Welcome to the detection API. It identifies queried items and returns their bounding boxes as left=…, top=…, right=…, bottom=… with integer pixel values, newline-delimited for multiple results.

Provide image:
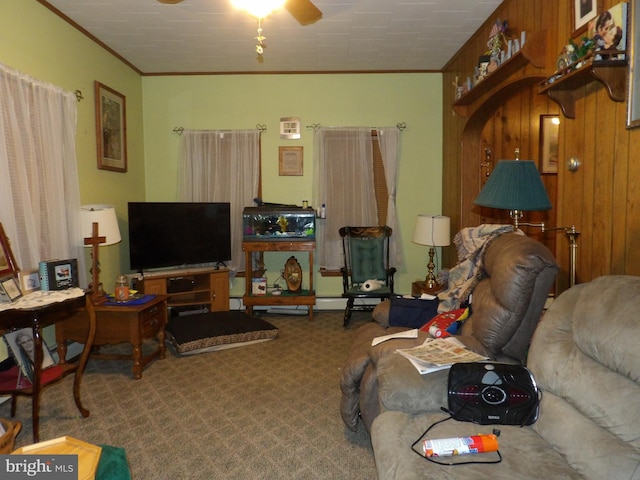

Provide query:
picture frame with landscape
left=95, top=81, right=127, bottom=173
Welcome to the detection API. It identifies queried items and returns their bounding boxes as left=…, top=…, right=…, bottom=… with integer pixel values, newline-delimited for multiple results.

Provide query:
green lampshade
left=474, top=160, right=551, bottom=211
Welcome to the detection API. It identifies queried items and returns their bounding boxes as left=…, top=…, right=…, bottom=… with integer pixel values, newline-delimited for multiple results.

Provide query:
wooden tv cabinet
left=136, top=267, right=229, bottom=314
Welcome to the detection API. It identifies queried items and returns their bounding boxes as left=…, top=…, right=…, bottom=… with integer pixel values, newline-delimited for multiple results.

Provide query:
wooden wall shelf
left=453, top=29, right=547, bottom=117
left=539, top=60, right=627, bottom=118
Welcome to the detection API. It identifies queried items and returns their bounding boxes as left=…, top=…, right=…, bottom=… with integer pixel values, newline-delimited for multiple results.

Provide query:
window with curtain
left=0, top=62, right=85, bottom=282
left=313, top=127, right=402, bottom=272
left=177, top=129, right=261, bottom=272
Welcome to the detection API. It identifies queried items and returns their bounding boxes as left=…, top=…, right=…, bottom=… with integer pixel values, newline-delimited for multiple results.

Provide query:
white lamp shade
left=412, top=215, right=451, bottom=247
left=80, top=204, right=121, bottom=246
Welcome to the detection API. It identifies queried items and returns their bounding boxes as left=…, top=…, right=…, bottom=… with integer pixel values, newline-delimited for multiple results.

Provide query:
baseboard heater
left=266, top=306, right=309, bottom=315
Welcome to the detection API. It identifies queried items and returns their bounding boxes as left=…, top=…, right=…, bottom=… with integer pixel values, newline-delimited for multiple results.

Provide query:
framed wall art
left=95, top=81, right=127, bottom=172
left=573, top=0, right=602, bottom=36
left=539, top=115, right=560, bottom=174
left=279, top=146, right=304, bottom=176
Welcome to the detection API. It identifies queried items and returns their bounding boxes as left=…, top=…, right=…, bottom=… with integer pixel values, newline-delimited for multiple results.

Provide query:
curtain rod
left=305, top=122, right=406, bottom=132
left=172, top=124, right=267, bottom=135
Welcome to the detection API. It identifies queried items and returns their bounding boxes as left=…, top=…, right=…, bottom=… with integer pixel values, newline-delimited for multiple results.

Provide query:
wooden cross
left=84, top=222, right=107, bottom=303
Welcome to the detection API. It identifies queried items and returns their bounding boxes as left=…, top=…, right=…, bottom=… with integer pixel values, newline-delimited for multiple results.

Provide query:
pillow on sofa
left=419, top=308, right=468, bottom=337
left=388, top=296, right=439, bottom=329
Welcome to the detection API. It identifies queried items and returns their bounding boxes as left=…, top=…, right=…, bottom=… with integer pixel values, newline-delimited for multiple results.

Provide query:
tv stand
left=136, top=267, right=229, bottom=314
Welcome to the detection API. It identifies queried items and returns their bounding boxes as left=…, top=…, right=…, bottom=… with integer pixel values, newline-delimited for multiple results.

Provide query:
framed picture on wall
left=573, top=0, right=602, bottom=36
left=539, top=115, right=560, bottom=174
left=279, top=146, right=304, bottom=176
left=95, top=81, right=128, bottom=173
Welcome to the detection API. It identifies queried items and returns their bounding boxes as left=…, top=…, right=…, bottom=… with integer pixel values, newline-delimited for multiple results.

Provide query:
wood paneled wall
left=442, top=0, right=640, bottom=293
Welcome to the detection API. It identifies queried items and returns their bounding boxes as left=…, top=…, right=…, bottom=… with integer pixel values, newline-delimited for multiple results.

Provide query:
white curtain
left=0, top=63, right=84, bottom=282
left=313, top=127, right=378, bottom=270
left=177, top=129, right=260, bottom=271
left=376, top=127, right=402, bottom=266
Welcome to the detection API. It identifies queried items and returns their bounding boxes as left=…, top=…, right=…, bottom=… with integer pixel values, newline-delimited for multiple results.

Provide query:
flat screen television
left=128, top=202, right=231, bottom=272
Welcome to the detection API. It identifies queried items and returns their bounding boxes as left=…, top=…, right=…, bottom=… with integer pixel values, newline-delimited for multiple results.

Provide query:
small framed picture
left=278, top=146, right=304, bottom=176
left=573, top=0, right=602, bottom=37
left=3, top=328, right=56, bottom=383
left=539, top=115, right=560, bottom=174
left=0, top=274, right=23, bottom=302
left=19, top=269, right=41, bottom=294
left=95, top=81, right=127, bottom=173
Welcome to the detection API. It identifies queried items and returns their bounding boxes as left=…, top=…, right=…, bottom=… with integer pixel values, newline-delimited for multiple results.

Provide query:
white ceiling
left=41, top=0, right=502, bottom=74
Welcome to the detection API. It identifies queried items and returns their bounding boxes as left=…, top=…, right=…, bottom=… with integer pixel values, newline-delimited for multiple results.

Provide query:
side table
left=0, top=291, right=96, bottom=442
left=56, top=295, right=167, bottom=380
left=411, top=280, right=445, bottom=297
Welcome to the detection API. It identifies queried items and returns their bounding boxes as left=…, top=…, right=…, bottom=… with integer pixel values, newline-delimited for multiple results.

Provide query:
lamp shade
left=80, top=204, right=121, bottom=246
left=412, top=215, right=451, bottom=247
left=474, top=160, right=551, bottom=211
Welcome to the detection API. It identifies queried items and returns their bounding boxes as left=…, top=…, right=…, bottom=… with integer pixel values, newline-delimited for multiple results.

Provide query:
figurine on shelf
left=486, top=19, right=510, bottom=69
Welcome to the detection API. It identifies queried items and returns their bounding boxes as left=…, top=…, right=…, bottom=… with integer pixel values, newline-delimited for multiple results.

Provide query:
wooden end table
left=57, top=295, right=167, bottom=380
left=411, top=280, right=446, bottom=296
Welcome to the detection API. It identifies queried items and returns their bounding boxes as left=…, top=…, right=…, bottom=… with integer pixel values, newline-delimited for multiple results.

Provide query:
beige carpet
left=1, top=310, right=377, bottom=479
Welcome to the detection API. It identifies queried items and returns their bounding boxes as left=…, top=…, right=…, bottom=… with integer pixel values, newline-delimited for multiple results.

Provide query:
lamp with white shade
left=412, top=214, right=451, bottom=290
left=80, top=204, right=121, bottom=302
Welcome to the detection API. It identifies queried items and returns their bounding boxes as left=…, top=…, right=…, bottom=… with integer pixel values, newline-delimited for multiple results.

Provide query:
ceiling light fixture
left=231, top=0, right=286, bottom=19
left=231, top=0, right=286, bottom=59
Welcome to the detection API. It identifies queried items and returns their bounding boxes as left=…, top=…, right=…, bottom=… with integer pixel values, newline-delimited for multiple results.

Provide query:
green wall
left=1, top=1, right=444, bottom=308
left=142, top=73, right=443, bottom=297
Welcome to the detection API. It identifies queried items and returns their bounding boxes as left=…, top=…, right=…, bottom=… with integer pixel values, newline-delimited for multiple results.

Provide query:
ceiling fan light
left=231, top=0, right=286, bottom=18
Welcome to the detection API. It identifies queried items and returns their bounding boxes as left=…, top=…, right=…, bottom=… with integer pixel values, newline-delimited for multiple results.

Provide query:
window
left=314, top=127, right=401, bottom=273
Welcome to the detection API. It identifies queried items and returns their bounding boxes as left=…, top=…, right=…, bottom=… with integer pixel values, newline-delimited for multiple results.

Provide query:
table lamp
left=473, top=150, right=551, bottom=229
left=412, top=214, right=451, bottom=289
left=80, top=204, right=121, bottom=302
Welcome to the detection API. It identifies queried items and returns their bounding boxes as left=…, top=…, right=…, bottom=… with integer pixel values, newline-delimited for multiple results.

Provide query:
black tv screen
left=128, top=202, right=231, bottom=271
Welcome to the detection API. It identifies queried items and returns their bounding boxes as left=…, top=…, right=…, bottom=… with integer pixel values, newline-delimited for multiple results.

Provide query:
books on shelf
left=396, top=337, right=488, bottom=375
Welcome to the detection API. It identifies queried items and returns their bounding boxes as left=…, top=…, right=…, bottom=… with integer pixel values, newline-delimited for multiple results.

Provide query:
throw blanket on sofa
left=437, top=224, right=515, bottom=312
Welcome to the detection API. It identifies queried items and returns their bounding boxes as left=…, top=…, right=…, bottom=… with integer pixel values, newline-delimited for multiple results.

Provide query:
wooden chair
left=339, top=226, right=396, bottom=327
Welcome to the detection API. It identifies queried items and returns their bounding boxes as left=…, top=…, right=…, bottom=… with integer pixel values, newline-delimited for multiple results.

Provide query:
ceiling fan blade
left=285, top=0, right=322, bottom=26
left=157, top=0, right=184, bottom=4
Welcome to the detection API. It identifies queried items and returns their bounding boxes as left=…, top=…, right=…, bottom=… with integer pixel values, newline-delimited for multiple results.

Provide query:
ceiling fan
left=157, top=0, right=322, bottom=26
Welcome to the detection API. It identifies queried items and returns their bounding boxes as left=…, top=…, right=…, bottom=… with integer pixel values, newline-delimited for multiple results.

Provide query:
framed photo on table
left=19, top=269, right=40, bottom=294
left=0, top=275, right=22, bottom=302
left=95, top=81, right=127, bottom=172
left=0, top=223, right=19, bottom=278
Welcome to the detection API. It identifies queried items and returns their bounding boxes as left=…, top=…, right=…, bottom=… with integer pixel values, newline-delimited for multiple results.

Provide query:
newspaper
left=396, top=337, right=488, bottom=375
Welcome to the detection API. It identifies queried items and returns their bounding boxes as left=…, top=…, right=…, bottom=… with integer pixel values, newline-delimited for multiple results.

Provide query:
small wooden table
left=0, top=291, right=95, bottom=442
left=411, top=280, right=446, bottom=296
left=57, top=295, right=167, bottom=380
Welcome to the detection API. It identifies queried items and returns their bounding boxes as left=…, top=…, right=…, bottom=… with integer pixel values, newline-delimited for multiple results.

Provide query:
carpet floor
left=1, top=310, right=377, bottom=479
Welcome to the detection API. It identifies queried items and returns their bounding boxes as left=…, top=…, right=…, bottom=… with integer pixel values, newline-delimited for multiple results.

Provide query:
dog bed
left=166, top=311, right=278, bottom=355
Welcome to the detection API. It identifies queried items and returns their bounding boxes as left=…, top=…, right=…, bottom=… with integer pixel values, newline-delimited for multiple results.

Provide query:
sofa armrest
left=376, top=353, right=449, bottom=415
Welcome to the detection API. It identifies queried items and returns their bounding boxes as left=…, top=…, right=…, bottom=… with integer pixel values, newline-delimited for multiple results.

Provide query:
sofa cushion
left=388, top=296, right=439, bottom=328
left=371, top=410, right=583, bottom=480
left=527, top=275, right=640, bottom=480
left=463, top=232, right=558, bottom=362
